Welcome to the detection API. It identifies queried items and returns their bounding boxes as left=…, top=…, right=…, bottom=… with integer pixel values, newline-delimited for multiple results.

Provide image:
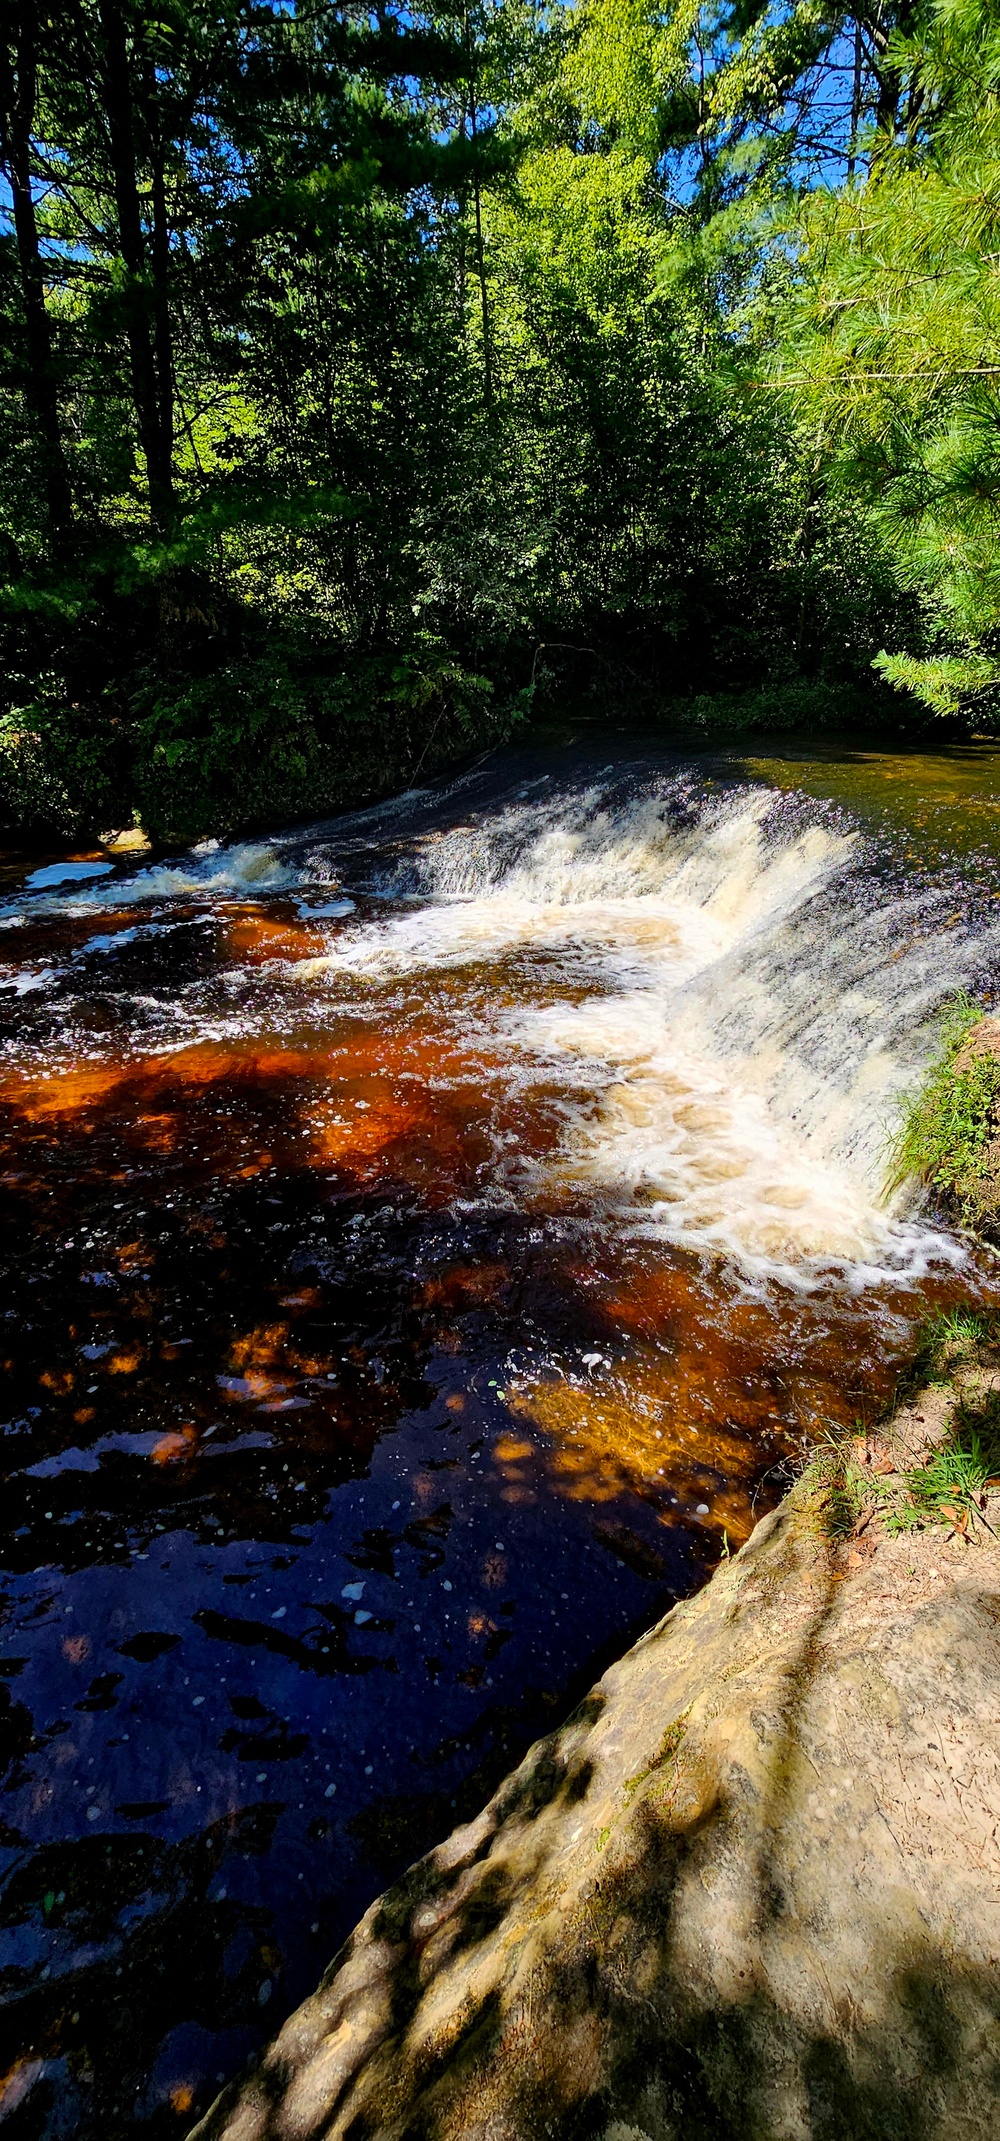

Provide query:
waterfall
left=292, top=774, right=987, bottom=1287
left=5, top=763, right=990, bottom=1290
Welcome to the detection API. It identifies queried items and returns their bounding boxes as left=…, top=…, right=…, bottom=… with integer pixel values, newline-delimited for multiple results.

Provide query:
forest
left=1, top=0, right=997, bottom=841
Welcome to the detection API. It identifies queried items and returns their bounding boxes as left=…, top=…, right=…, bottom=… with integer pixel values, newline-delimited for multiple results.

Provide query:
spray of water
left=301, top=779, right=986, bottom=1284
left=4, top=770, right=989, bottom=1287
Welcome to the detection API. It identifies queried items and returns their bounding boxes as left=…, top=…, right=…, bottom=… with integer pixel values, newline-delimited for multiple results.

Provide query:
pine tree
left=772, top=0, right=1000, bottom=716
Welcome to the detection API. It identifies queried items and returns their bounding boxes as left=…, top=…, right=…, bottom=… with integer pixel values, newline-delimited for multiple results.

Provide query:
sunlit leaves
left=766, top=0, right=1000, bottom=712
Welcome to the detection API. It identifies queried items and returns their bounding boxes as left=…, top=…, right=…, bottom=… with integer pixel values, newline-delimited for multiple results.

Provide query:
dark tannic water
left=2, top=733, right=1000, bottom=2136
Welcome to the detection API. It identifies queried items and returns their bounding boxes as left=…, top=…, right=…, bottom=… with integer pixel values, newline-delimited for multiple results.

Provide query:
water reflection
left=0, top=741, right=994, bottom=2136
left=739, top=736, right=1000, bottom=870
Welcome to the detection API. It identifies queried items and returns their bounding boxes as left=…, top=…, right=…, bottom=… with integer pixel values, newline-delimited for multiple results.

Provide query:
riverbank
left=192, top=1334, right=1000, bottom=2141
left=6, top=742, right=999, bottom=2136
left=0, top=681, right=938, bottom=851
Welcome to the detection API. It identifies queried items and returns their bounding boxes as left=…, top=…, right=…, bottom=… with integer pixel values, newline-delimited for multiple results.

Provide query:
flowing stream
left=1, top=734, right=999, bottom=2136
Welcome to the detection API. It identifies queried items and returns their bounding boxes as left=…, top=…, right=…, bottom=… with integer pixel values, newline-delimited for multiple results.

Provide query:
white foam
left=26, top=861, right=114, bottom=890
left=0, top=966, right=61, bottom=996
left=300, top=783, right=983, bottom=1285
left=7, top=841, right=294, bottom=919
left=511, top=988, right=960, bottom=1288
left=6, top=774, right=986, bottom=1289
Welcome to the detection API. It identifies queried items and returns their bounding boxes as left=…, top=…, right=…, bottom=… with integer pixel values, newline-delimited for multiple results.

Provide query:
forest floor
left=190, top=1345, right=1000, bottom=2141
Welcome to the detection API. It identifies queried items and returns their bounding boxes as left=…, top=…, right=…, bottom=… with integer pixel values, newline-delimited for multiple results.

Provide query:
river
left=1, top=732, right=998, bottom=2135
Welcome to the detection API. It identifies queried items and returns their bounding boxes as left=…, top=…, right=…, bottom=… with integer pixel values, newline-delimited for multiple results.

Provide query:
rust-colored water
left=0, top=740, right=996, bottom=2135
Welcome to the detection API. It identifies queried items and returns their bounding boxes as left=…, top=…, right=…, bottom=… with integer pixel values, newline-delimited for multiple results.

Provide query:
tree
left=771, top=0, right=1000, bottom=717
left=0, top=1, right=73, bottom=548
left=0, top=0, right=937, bottom=843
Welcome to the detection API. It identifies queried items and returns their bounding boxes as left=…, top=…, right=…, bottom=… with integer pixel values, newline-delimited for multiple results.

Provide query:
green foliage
left=809, top=1442, right=869, bottom=1542
left=806, top=1312, right=1000, bottom=1543
left=908, top=1306, right=992, bottom=1382
left=767, top=0, right=1000, bottom=719
left=867, top=1365, right=1000, bottom=1537
left=678, top=679, right=894, bottom=735
left=890, top=1409, right=1000, bottom=1533
left=891, top=992, right=1000, bottom=1225
left=0, top=687, right=126, bottom=839
left=874, top=649, right=1000, bottom=720
left=132, top=639, right=506, bottom=842
left=0, top=0, right=987, bottom=838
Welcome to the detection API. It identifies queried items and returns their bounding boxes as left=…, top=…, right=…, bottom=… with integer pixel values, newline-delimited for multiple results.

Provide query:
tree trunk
left=0, top=2, right=74, bottom=547
left=464, top=15, right=493, bottom=412
left=148, top=126, right=175, bottom=498
left=870, top=0, right=918, bottom=145
left=847, top=13, right=863, bottom=179
left=99, top=0, right=175, bottom=531
left=471, top=163, right=492, bottom=410
left=872, top=33, right=901, bottom=139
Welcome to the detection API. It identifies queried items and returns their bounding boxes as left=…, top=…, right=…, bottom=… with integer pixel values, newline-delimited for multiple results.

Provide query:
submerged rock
left=191, top=1474, right=1000, bottom=2141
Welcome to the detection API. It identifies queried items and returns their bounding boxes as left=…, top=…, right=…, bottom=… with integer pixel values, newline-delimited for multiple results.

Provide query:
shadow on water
left=0, top=1039, right=812, bottom=2136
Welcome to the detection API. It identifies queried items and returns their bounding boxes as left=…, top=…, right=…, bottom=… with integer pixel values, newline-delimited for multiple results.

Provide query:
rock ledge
left=192, top=1463, right=1000, bottom=2141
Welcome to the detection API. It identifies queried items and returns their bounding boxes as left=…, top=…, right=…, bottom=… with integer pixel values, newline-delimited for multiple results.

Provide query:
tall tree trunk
left=148, top=125, right=175, bottom=497
left=847, top=13, right=863, bottom=179
left=870, top=0, right=917, bottom=145
left=872, top=33, right=900, bottom=138
left=0, top=3, right=73, bottom=548
left=464, top=14, right=493, bottom=412
left=471, top=163, right=492, bottom=410
left=99, top=0, right=174, bottom=531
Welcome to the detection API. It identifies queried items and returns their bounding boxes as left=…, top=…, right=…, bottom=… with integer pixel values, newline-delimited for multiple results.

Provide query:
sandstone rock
left=191, top=1487, right=1000, bottom=2141
left=952, top=1015, right=1000, bottom=1070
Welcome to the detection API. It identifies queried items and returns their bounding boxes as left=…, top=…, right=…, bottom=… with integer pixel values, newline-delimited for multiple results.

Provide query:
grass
left=904, top=1307, right=991, bottom=1388
left=891, top=992, right=1000, bottom=1228
left=807, top=1310, right=1000, bottom=1545
left=808, top=1415, right=1000, bottom=1546
left=804, top=1437, right=868, bottom=1542
left=883, top=1414, right=1000, bottom=1538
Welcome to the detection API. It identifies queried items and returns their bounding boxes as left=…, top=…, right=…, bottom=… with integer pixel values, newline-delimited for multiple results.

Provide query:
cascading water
left=0, top=739, right=995, bottom=2138
left=298, top=772, right=980, bottom=1280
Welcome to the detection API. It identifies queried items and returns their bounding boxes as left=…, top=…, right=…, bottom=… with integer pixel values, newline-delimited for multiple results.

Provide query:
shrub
left=131, top=639, right=511, bottom=842
left=0, top=687, right=127, bottom=840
